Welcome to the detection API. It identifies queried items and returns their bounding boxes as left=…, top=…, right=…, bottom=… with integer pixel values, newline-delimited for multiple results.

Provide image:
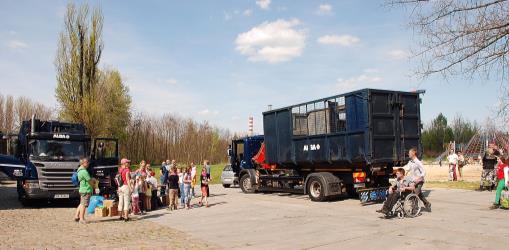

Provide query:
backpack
left=71, top=168, right=83, bottom=187
left=114, top=170, right=124, bottom=187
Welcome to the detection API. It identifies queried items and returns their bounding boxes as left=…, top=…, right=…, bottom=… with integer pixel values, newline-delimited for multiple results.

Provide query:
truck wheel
left=17, top=186, right=32, bottom=207
left=307, top=177, right=325, bottom=202
left=240, top=174, right=255, bottom=193
left=222, top=184, right=231, bottom=188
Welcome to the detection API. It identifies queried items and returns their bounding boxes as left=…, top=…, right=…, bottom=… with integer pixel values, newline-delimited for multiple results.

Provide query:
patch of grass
left=130, top=164, right=226, bottom=185
left=426, top=181, right=479, bottom=190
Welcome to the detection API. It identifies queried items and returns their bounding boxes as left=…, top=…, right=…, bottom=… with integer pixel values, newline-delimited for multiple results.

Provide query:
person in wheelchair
left=377, top=168, right=415, bottom=215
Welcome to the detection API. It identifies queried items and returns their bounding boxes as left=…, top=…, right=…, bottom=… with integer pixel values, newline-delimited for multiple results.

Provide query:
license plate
left=354, top=183, right=366, bottom=188
left=54, top=194, right=69, bottom=199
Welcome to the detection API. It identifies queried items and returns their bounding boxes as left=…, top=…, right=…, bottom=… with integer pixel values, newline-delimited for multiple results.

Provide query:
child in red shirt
left=491, top=157, right=509, bottom=209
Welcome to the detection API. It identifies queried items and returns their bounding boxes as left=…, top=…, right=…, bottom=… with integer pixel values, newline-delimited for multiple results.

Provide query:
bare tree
left=0, top=94, right=4, bottom=132
left=121, top=112, right=231, bottom=165
left=388, top=0, right=509, bottom=80
left=4, top=96, right=14, bottom=133
left=14, top=96, right=53, bottom=128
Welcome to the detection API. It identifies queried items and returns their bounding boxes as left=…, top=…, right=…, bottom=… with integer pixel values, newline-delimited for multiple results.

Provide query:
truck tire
left=307, top=176, right=326, bottom=202
left=17, top=183, right=32, bottom=207
left=222, top=184, right=231, bottom=188
left=240, top=174, right=255, bottom=193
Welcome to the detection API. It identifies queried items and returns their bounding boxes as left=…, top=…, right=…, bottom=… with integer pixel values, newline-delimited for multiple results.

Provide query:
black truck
left=228, top=88, right=423, bottom=202
left=0, top=116, right=119, bottom=205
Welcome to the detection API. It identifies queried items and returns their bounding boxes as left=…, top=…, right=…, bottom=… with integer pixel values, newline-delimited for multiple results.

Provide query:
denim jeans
left=179, top=183, right=185, bottom=206
left=184, top=184, right=191, bottom=206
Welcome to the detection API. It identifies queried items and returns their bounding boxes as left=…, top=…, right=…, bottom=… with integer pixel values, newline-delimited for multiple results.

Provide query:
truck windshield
left=29, top=140, right=85, bottom=161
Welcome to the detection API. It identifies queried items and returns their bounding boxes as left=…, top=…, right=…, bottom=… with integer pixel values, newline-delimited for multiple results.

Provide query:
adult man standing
left=404, top=148, right=431, bottom=211
left=447, top=150, right=458, bottom=181
left=74, top=157, right=94, bottom=224
left=118, top=158, right=132, bottom=222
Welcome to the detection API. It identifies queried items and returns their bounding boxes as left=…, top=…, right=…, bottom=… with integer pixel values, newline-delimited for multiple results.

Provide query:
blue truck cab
left=0, top=117, right=119, bottom=205
left=228, top=135, right=264, bottom=174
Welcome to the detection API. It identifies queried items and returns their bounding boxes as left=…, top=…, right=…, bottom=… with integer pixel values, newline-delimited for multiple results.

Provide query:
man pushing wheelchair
left=377, top=148, right=432, bottom=218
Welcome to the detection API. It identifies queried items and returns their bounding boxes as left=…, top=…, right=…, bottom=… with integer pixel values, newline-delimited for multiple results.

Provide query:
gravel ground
left=0, top=181, right=219, bottom=250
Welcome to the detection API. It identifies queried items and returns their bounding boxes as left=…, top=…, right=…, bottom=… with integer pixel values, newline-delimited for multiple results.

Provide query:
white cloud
left=316, top=4, right=333, bottom=15
left=6, top=40, right=28, bottom=49
left=256, top=0, right=271, bottom=10
left=235, top=19, right=307, bottom=63
left=317, top=35, right=360, bottom=46
left=387, top=49, right=410, bottom=60
left=336, top=74, right=383, bottom=90
left=243, top=9, right=252, bottom=16
left=198, top=109, right=219, bottom=116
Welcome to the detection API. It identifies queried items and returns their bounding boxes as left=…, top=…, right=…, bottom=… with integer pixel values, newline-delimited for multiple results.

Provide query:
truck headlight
left=24, top=182, right=39, bottom=189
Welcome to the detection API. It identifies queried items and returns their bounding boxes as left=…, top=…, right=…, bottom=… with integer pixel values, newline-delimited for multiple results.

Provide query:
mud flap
left=0, top=154, right=26, bottom=179
left=358, top=187, right=389, bottom=203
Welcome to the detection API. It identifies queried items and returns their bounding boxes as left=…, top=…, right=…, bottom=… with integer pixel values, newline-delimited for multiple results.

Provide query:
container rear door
left=370, top=90, right=421, bottom=163
left=370, top=91, right=398, bottom=162
left=398, top=93, right=421, bottom=159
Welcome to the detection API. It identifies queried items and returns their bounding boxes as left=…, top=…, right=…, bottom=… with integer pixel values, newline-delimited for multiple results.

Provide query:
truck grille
left=34, top=162, right=78, bottom=191
left=39, top=168, right=76, bottom=190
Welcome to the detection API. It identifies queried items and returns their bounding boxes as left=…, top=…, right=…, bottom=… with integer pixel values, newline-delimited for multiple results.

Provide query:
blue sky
left=0, top=0, right=503, bottom=134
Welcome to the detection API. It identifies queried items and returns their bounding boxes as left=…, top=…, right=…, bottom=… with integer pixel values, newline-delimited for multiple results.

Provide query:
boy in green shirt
left=74, top=157, right=95, bottom=224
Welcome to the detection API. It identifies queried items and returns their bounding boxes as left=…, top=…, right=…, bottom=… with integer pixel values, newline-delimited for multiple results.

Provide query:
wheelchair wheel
left=403, top=193, right=421, bottom=218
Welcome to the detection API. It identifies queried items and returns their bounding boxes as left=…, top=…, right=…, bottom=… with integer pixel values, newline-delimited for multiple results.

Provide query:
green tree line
left=422, top=113, right=479, bottom=157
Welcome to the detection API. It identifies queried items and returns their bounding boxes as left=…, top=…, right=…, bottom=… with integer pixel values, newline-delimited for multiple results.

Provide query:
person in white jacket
left=404, top=148, right=431, bottom=211
left=447, top=150, right=459, bottom=181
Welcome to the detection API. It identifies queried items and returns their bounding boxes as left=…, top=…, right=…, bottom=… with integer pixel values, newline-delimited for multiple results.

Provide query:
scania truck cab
left=0, top=117, right=119, bottom=205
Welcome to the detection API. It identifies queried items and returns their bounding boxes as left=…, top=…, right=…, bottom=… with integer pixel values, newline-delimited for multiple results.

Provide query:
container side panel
left=276, top=110, right=293, bottom=164
left=263, top=113, right=278, bottom=163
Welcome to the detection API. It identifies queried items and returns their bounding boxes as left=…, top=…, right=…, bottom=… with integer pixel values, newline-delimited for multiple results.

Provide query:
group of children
left=125, top=160, right=212, bottom=216
left=129, top=161, right=158, bottom=215
left=159, top=160, right=211, bottom=210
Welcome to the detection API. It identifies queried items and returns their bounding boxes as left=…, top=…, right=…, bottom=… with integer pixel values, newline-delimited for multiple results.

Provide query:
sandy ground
left=0, top=181, right=219, bottom=250
left=424, top=163, right=482, bottom=182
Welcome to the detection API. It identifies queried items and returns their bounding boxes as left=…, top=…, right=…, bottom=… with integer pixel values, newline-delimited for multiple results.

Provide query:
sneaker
left=489, top=204, right=499, bottom=210
left=124, top=218, right=130, bottom=222
left=119, top=216, right=124, bottom=221
left=425, top=203, right=432, bottom=212
left=74, top=217, right=80, bottom=222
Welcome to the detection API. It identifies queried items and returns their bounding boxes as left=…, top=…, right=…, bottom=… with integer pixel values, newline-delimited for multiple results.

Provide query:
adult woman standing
left=183, top=166, right=193, bottom=209
left=178, top=167, right=185, bottom=209
left=199, top=168, right=210, bottom=207
left=191, top=163, right=197, bottom=198
left=118, top=158, right=132, bottom=222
